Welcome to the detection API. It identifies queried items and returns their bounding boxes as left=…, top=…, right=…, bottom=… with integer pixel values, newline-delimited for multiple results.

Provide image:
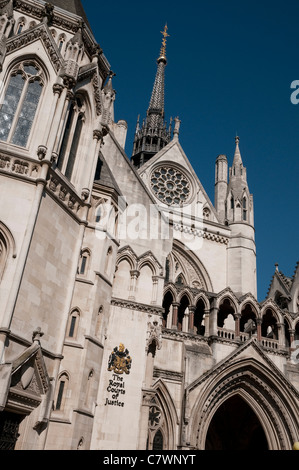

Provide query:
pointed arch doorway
left=205, top=395, right=268, bottom=450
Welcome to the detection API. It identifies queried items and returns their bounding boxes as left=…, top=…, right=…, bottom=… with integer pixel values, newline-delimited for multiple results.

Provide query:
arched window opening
left=240, top=304, right=257, bottom=334
left=95, top=305, right=103, bottom=337
left=58, top=34, right=66, bottom=52
left=84, top=370, right=94, bottom=408
left=217, top=298, right=235, bottom=328
left=105, top=246, right=113, bottom=276
left=153, top=429, right=164, bottom=451
left=16, top=18, right=26, bottom=35
left=67, top=309, right=80, bottom=339
left=176, top=274, right=185, bottom=286
left=57, top=96, right=85, bottom=181
left=162, top=291, right=173, bottom=328
left=0, top=62, right=44, bottom=148
left=55, top=373, right=69, bottom=411
left=78, top=249, right=90, bottom=276
left=231, top=197, right=234, bottom=209
left=95, top=205, right=102, bottom=223
left=194, top=299, right=205, bottom=335
left=178, top=295, right=189, bottom=332
left=261, top=309, right=277, bottom=339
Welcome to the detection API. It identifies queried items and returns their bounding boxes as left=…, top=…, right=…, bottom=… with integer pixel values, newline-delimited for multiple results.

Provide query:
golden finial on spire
left=159, top=24, right=170, bottom=61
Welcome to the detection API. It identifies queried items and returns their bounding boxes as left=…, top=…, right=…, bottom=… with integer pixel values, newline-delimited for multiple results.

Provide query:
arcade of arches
left=162, top=290, right=299, bottom=350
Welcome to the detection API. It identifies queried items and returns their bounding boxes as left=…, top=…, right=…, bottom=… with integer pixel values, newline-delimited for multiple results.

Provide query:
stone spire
left=226, top=136, right=252, bottom=225
left=131, top=25, right=172, bottom=168
left=232, top=136, right=245, bottom=178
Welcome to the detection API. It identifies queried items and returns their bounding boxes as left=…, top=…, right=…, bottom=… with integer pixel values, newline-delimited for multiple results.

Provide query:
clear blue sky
left=83, top=0, right=299, bottom=301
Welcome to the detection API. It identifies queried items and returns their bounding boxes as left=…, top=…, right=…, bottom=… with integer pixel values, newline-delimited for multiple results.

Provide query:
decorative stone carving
left=146, top=321, right=162, bottom=351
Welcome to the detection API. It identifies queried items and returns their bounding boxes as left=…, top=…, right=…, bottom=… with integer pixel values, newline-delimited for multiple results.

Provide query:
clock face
left=150, top=166, right=192, bottom=206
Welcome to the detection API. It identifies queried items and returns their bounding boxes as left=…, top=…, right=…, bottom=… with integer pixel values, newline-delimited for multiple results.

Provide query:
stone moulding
left=0, top=152, right=40, bottom=179
left=46, top=168, right=86, bottom=219
left=6, top=22, right=62, bottom=73
left=173, top=223, right=229, bottom=245
left=111, top=297, right=164, bottom=316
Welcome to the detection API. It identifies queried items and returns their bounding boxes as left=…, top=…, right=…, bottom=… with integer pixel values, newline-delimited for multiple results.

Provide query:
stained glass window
left=0, top=63, right=44, bottom=148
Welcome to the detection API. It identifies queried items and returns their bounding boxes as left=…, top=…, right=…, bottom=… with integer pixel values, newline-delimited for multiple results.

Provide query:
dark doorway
left=205, top=395, right=268, bottom=450
left=0, top=411, right=24, bottom=450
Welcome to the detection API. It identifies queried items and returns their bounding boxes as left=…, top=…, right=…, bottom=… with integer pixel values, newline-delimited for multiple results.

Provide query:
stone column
left=189, top=306, right=195, bottom=334
left=172, top=303, right=179, bottom=330
left=129, top=270, right=139, bottom=300
left=204, top=309, right=210, bottom=337
left=277, top=322, right=285, bottom=347
left=235, top=313, right=241, bottom=340
left=151, top=276, right=158, bottom=305
left=257, top=318, right=262, bottom=342
left=289, top=329, right=295, bottom=351
left=209, top=300, right=219, bottom=337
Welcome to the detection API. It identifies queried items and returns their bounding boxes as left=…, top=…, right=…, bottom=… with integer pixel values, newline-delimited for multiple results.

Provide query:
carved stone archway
left=184, top=342, right=299, bottom=451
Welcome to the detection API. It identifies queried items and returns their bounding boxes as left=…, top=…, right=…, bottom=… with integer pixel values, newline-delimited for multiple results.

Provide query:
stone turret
left=226, top=137, right=257, bottom=296
left=215, top=154, right=228, bottom=224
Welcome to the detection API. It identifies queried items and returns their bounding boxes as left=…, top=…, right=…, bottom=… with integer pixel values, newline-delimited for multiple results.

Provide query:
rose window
left=150, top=166, right=191, bottom=206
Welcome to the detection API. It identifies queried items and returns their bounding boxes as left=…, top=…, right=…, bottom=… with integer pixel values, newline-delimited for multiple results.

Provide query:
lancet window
left=57, top=96, right=85, bottom=181
left=0, top=62, right=44, bottom=148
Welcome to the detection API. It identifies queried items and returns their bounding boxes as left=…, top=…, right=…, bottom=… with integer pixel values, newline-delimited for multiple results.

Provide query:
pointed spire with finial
left=131, top=25, right=172, bottom=168
left=231, top=136, right=246, bottom=179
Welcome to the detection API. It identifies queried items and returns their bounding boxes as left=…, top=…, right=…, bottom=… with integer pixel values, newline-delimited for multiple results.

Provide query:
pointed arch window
left=67, top=309, right=80, bottom=339
left=16, top=18, right=26, bottom=35
left=78, top=248, right=90, bottom=276
left=0, top=62, right=44, bottom=148
left=153, top=429, right=164, bottom=450
left=58, top=34, right=66, bottom=52
left=57, top=96, right=85, bottom=181
left=55, top=373, right=70, bottom=411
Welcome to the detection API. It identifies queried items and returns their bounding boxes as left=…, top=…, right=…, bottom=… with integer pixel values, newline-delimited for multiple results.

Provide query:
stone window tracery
left=150, top=166, right=191, bottom=206
left=0, top=61, right=44, bottom=148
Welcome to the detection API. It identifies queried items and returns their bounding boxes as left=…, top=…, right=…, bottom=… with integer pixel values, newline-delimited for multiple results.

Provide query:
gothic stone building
left=0, top=0, right=298, bottom=451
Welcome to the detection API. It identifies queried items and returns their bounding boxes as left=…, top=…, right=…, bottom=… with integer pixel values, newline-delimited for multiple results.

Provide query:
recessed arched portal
left=205, top=395, right=268, bottom=450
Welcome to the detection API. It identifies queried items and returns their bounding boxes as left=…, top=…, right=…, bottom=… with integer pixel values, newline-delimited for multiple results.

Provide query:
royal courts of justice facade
left=0, top=0, right=298, bottom=451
